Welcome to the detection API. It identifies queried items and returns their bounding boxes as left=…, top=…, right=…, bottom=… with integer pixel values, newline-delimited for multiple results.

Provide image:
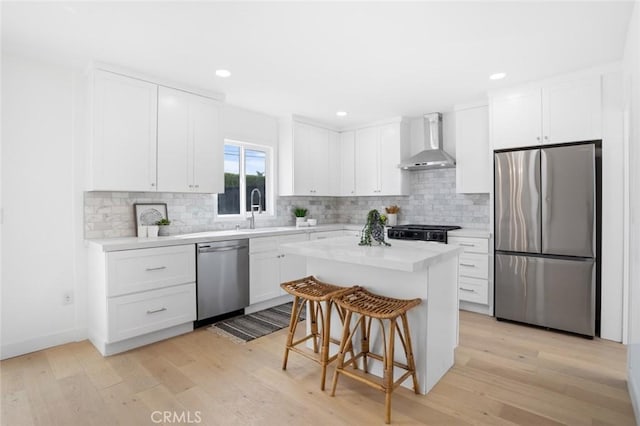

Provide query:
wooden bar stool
left=280, top=276, right=356, bottom=390
left=330, top=287, right=421, bottom=424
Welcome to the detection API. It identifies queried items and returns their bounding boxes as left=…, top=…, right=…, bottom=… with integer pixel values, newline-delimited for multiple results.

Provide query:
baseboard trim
left=90, top=322, right=193, bottom=356
left=244, top=294, right=293, bottom=314
left=459, top=301, right=492, bottom=316
left=629, top=365, right=640, bottom=425
left=1, top=327, right=87, bottom=360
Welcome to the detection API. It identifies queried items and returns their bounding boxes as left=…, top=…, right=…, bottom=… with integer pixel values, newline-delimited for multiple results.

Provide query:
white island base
left=281, top=237, right=462, bottom=395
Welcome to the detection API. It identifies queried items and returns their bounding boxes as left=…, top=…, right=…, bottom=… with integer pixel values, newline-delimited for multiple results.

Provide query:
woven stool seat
left=331, top=287, right=422, bottom=424
left=280, top=276, right=350, bottom=301
left=333, top=287, right=421, bottom=320
left=280, top=276, right=356, bottom=390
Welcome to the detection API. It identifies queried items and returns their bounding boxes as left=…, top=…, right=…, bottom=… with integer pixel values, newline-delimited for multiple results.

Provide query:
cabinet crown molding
left=487, top=61, right=622, bottom=99
left=90, top=61, right=226, bottom=102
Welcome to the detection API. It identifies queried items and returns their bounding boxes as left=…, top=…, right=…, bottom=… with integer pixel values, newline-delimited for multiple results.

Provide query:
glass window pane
left=218, top=145, right=241, bottom=215
left=245, top=149, right=266, bottom=212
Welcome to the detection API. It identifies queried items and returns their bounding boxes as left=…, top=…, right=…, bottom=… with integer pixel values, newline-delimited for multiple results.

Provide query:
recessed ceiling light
left=489, top=72, right=506, bottom=80
left=336, top=111, right=348, bottom=117
left=215, top=69, right=231, bottom=78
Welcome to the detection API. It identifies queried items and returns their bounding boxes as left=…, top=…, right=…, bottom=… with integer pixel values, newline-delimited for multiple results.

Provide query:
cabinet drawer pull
left=145, top=266, right=167, bottom=271
left=459, top=243, right=475, bottom=247
left=460, top=288, right=476, bottom=293
left=460, top=263, right=476, bottom=267
left=146, top=307, right=167, bottom=314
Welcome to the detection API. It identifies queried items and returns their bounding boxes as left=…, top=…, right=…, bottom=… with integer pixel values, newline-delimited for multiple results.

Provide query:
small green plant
left=293, top=207, right=308, bottom=218
left=156, top=218, right=171, bottom=226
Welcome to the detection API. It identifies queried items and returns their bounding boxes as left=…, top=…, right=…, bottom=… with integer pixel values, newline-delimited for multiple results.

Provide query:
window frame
left=215, top=139, right=274, bottom=221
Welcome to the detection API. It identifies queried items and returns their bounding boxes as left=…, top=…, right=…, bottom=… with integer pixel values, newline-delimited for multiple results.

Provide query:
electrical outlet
left=63, top=291, right=74, bottom=305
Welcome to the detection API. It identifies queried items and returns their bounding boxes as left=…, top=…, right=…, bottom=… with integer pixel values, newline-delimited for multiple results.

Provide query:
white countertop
left=88, top=224, right=362, bottom=252
left=448, top=228, right=491, bottom=239
left=280, top=236, right=463, bottom=272
left=86, top=224, right=487, bottom=253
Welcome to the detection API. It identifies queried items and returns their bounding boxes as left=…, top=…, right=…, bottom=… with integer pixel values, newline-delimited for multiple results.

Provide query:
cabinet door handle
left=281, top=254, right=286, bottom=258
left=145, top=266, right=167, bottom=271
left=536, top=136, right=541, bottom=141
left=459, top=243, right=475, bottom=247
left=147, top=307, right=167, bottom=314
left=460, top=288, right=476, bottom=293
left=544, top=136, right=549, bottom=140
left=460, top=263, right=476, bottom=268
left=151, top=183, right=156, bottom=187
left=195, top=184, right=199, bottom=188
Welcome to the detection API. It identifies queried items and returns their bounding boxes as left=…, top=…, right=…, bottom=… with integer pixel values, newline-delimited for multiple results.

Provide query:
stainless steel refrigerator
left=494, top=142, right=600, bottom=337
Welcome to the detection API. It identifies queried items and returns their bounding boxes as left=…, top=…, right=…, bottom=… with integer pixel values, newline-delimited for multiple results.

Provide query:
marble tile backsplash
left=84, top=169, right=489, bottom=239
left=335, top=169, right=490, bottom=228
left=84, top=192, right=338, bottom=239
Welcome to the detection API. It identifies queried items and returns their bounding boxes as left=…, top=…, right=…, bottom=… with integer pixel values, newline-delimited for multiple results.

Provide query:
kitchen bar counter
left=280, top=237, right=462, bottom=395
left=280, top=237, right=462, bottom=272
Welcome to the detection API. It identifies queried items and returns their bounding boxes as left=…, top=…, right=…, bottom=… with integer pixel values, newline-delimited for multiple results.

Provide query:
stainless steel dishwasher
left=196, top=239, right=249, bottom=326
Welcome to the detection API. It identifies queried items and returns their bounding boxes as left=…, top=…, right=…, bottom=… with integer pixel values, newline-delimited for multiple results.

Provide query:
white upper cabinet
left=355, top=121, right=409, bottom=196
left=490, top=75, right=602, bottom=150
left=157, top=87, right=223, bottom=193
left=328, top=130, right=341, bottom=196
left=378, top=123, right=405, bottom=195
left=279, top=120, right=334, bottom=196
left=542, top=76, right=602, bottom=144
left=340, top=131, right=356, bottom=196
left=90, top=70, right=158, bottom=191
left=354, top=126, right=379, bottom=195
left=455, top=104, right=490, bottom=194
left=490, top=88, right=542, bottom=150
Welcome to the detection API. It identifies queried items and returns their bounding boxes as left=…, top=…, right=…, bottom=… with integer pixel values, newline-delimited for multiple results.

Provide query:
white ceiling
left=2, top=1, right=634, bottom=128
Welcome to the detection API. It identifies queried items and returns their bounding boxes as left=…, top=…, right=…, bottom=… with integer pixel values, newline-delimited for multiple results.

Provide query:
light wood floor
left=1, top=311, right=636, bottom=425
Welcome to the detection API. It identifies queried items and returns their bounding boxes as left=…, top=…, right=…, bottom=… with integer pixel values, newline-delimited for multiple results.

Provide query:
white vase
left=296, top=217, right=306, bottom=227
left=147, top=225, right=159, bottom=238
left=387, top=213, right=398, bottom=226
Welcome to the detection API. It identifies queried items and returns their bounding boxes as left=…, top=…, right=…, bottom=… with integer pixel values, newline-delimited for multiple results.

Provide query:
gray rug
left=209, top=302, right=305, bottom=343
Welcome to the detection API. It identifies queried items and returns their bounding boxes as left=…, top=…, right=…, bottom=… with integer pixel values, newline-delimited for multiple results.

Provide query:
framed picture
left=134, top=203, right=168, bottom=232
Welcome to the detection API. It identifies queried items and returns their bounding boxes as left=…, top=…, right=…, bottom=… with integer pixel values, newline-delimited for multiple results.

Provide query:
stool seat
left=333, top=288, right=421, bottom=320
left=281, top=276, right=350, bottom=301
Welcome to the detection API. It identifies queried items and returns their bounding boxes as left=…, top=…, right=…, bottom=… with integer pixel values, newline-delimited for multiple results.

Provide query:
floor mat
left=209, top=302, right=305, bottom=343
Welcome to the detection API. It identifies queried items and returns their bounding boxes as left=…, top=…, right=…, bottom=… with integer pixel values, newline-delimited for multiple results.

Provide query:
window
left=217, top=141, right=271, bottom=217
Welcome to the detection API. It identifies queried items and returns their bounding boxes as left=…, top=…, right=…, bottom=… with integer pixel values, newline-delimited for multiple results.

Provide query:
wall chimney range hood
left=399, top=112, right=455, bottom=170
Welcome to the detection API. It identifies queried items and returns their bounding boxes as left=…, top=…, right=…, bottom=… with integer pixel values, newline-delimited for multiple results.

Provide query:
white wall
left=624, top=0, right=640, bottom=421
left=1, top=54, right=86, bottom=358
left=601, top=70, right=625, bottom=341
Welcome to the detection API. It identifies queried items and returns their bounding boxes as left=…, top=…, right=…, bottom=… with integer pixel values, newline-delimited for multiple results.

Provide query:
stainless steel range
left=387, top=224, right=461, bottom=243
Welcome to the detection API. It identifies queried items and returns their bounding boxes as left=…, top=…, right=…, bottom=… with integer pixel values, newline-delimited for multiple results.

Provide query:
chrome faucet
left=249, top=188, right=262, bottom=229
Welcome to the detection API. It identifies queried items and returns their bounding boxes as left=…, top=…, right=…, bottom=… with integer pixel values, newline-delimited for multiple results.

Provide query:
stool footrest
left=361, top=352, right=412, bottom=372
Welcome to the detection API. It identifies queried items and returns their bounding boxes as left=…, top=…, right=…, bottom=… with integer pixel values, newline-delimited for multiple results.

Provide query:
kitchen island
left=280, top=236, right=463, bottom=395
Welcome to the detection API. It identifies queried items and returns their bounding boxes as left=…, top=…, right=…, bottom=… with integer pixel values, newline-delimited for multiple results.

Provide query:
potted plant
left=156, top=218, right=171, bottom=236
left=293, top=207, right=308, bottom=227
left=385, top=205, right=400, bottom=226
left=360, top=210, right=390, bottom=246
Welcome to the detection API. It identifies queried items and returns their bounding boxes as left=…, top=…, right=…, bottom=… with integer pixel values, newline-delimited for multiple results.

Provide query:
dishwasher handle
left=198, top=244, right=248, bottom=254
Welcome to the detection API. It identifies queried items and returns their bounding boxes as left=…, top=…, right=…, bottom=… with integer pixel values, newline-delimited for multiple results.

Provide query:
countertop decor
left=360, top=209, right=390, bottom=246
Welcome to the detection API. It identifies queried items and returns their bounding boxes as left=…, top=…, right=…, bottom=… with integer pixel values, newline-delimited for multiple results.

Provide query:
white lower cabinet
left=249, top=234, right=308, bottom=304
left=448, top=236, right=490, bottom=307
left=88, top=244, right=196, bottom=355
left=107, top=283, right=196, bottom=342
